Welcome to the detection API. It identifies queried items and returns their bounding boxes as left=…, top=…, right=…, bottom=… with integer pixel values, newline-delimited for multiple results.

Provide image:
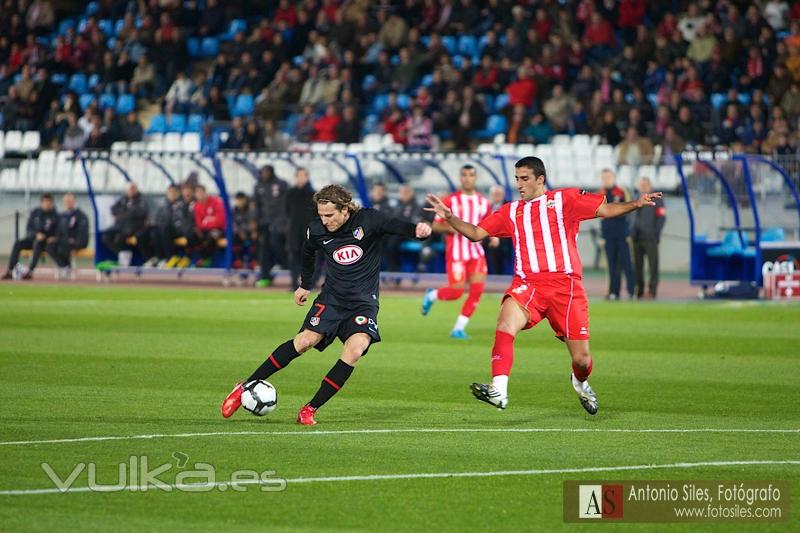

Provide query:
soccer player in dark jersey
left=222, top=185, right=432, bottom=425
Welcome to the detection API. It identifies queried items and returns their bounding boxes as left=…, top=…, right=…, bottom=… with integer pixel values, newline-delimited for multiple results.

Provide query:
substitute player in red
left=420, top=165, right=498, bottom=339
left=425, top=157, right=661, bottom=414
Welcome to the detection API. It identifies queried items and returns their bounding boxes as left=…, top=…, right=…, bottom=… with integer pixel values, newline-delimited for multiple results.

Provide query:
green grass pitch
left=0, top=284, right=798, bottom=531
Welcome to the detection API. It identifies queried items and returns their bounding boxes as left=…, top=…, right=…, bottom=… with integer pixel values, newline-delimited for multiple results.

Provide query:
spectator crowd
left=2, top=1, right=800, bottom=156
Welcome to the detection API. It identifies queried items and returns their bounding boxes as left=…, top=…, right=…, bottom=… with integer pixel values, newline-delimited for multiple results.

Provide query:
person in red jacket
left=506, top=66, right=537, bottom=108
left=583, top=12, right=616, bottom=62
left=193, top=184, right=227, bottom=266
left=313, top=104, right=341, bottom=143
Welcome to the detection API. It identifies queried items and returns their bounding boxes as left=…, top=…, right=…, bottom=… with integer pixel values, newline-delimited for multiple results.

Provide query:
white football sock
left=428, top=289, right=438, bottom=301
left=571, top=373, right=589, bottom=394
left=452, top=314, right=469, bottom=332
left=492, top=375, right=509, bottom=398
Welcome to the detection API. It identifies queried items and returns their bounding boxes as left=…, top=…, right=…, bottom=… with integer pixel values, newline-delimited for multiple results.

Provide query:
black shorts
left=300, top=298, right=381, bottom=353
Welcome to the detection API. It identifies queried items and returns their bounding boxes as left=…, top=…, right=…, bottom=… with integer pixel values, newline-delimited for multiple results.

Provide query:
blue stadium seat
left=166, top=114, right=187, bottom=132
left=114, top=18, right=125, bottom=36
left=458, top=35, right=478, bottom=57
left=79, top=93, right=96, bottom=110
left=98, top=19, right=113, bottom=36
left=77, top=18, right=89, bottom=33
left=88, top=73, right=100, bottom=89
left=474, top=114, right=507, bottom=139
left=707, top=231, right=746, bottom=257
left=361, top=74, right=377, bottom=92
left=711, top=93, right=726, bottom=110
left=737, top=93, right=751, bottom=106
left=452, top=55, right=464, bottom=69
left=99, top=93, right=116, bottom=110
left=372, top=93, right=390, bottom=113
left=58, top=19, right=75, bottom=36
left=115, top=94, right=135, bottom=114
left=220, top=19, right=247, bottom=41
left=147, top=114, right=167, bottom=134
left=107, top=37, right=117, bottom=50
left=362, top=113, right=379, bottom=134
left=186, top=114, right=204, bottom=132
left=441, top=36, right=457, bottom=55
left=397, top=94, right=411, bottom=110
left=761, top=227, right=785, bottom=242
left=85, top=1, right=99, bottom=15
left=233, top=94, right=254, bottom=117
left=282, top=113, right=300, bottom=134
left=493, top=93, right=509, bottom=113
left=187, top=37, right=201, bottom=58
left=293, top=55, right=305, bottom=67
left=69, top=74, right=88, bottom=94
left=201, top=37, right=219, bottom=57
left=421, top=74, right=433, bottom=87
left=51, top=73, right=67, bottom=85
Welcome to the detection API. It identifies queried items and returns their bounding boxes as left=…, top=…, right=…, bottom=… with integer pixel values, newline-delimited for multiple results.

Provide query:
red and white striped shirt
left=437, top=191, right=491, bottom=262
left=478, top=188, right=606, bottom=279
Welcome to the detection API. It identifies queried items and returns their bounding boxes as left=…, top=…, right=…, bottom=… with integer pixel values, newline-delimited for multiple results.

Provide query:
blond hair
left=313, top=184, right=360, bottom=213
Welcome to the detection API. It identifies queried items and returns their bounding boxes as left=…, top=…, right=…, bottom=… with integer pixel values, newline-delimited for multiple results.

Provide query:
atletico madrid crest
left=353, top=226, right=364, bottom=240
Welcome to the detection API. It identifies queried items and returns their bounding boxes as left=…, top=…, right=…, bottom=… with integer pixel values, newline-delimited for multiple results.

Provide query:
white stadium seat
left=21, top=131, right=41, bottom=152
left=515, top=143, right=535, bottom=156
left=616, top=165, right=636, bottom=189
left=594, top=145, right=615, bottom=170
left=163, top=132, right=182, bottom=152
left=181, top=133, right=201, bottom=152
left=3, top=130, right=23, bottom=153
left=0, top=168, right=19, bottom=190
left=551, top=134, right=571, bottom=146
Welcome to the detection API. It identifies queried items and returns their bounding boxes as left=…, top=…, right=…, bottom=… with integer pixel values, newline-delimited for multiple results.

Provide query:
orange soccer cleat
left=296, top=404, right=317, bottom=426
left=221, top=383, right=244, bottom=418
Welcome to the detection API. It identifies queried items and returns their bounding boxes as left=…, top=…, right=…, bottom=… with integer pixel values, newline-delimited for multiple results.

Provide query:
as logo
left=511, top=283, right=528, bottom=294
left=578, top=485, right=623, bottom=519
left=310, top=317, right=320, bottom=326
left=354, top=316, right=368, bottom=325
left=353, top=226, right=364, bottom=240
left=333, top=245, right=363, bottom=265
left=546, top=199, right=556, bottom=209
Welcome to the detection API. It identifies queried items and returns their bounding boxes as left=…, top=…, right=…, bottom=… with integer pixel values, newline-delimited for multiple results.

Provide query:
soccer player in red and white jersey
left=420, top=165, right=498, bottom=339
left=425, top=157, right=661, bottom=414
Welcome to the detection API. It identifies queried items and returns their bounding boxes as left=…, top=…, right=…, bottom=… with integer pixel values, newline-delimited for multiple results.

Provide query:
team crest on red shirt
left=546, top=199, right=556, bottom=209
left=353, top=226, right=364, bottom=240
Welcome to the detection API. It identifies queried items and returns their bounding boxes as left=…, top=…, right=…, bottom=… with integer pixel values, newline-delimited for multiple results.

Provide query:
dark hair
left=314, top=184, right=359, bottom=213
left=515, top=156, right=546, bottom=179
left=460, top=164, right=476, bottom=172
left=41, top=193, right=54, bottom=201
left=235, top=192, right=248, bottom=199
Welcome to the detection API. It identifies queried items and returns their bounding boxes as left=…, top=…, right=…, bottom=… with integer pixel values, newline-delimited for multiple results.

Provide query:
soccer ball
left=241, top=380, right=277, bottom=416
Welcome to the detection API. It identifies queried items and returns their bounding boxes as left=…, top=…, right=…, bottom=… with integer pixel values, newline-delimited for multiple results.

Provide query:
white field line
left=1, top=460, right=798, bottom=496
left=0, top=428, right=798, bottom=447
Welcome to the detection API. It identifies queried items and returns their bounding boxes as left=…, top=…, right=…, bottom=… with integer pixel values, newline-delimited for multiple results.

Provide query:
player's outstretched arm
left=595, top=192, right=663, bottom=219
left=425, top=194, right=490, bottom=242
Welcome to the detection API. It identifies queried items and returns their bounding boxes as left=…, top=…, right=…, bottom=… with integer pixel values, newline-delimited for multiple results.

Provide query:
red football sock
left=572, top=357, right=593, bottom=382
left=491, top=330, right=515, bottom=377
left=436, top=286, right=464, bottom=300
left=460, top=281, right=484, bottom=318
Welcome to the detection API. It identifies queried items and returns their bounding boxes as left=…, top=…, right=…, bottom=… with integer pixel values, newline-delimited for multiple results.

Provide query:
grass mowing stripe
left=2, top=427, right=798, bottom=446
left=2, top=460, right=798, bottom=496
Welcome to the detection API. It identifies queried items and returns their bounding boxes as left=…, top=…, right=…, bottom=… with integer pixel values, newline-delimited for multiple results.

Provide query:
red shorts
left=446, top=256, right=487, bottom=285
left=503, top=276, right=590, bottom=340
